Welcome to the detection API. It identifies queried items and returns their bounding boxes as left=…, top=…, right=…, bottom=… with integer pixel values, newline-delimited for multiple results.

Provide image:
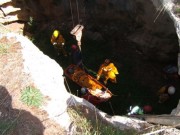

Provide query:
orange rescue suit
left=97, top=62, right=119, bottom=84
left=72, top=70, right=102, bottom=90
left=50, top=34, right=67, bottom=56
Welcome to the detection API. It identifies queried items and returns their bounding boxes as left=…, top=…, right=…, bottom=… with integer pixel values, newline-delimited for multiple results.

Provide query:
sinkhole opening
left=20, top=0, right=180, bottom=116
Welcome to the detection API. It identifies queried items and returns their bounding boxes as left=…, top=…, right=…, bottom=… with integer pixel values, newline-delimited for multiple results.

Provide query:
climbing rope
left=75, top=0, right=80, bottom=24
left=154, top=5, right=165, bottom=22
left=82, top=63, right=98, bottom=77
left=109, top=101, right=115, bottom=115
left=64, top=76, right=73, bottom=94
left=69, top=0, right=81, bottom=25
left=69, top=0, right=75, bottom=27
left=64, top=76, right=80, bottom=106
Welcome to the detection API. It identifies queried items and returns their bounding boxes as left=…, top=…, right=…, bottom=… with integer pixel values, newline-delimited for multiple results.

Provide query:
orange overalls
left=97, top=62, right=119, bottom=84
left=157, top=85, right=169, bottom=103
left=51, top=34, right=67, bottom=56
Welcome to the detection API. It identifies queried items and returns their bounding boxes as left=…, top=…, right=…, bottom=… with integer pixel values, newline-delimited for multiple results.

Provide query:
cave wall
left=152, top=0, right=180, bottom=75
left=127, top=0, right=179, bottom=63
left=0, top=0, right=179, bottom=65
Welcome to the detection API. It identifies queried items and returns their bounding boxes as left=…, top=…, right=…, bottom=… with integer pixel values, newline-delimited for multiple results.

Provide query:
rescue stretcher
left=64, top=64, right=113, bottom=105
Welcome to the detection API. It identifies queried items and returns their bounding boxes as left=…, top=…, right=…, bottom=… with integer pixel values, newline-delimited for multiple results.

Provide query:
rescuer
left=51, top=30, right=67, bottom=56
left=97, top=59, right=119, bottom=84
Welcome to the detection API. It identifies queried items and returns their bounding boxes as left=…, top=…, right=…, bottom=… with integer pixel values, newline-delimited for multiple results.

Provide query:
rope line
left=75, top=0, right=80, bottom=24
left=81, top=63, right=97, bottom=76
left=64, top=76, right=79, bottom=106
left=64, top=76, right=73, bottom=94
left=69, top=0, right=75, bottom=27
left=109, top=101, right=115, bottom=115
left=154, top=6, right=165, bottom=22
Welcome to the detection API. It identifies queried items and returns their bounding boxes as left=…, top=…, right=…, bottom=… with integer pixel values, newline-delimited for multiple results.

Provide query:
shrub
left=67, top=107, right=136, bottom=135
left=174, top=7, right=180, bottom=13
left=21, top=86, right=43, bottom=107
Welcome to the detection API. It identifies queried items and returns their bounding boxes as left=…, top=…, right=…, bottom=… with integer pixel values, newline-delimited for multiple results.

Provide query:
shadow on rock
left=0, top=85, right=45, bottom=135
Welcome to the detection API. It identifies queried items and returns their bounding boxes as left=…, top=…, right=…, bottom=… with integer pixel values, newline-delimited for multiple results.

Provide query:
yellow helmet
left=53, top=30, right=60, bottom=38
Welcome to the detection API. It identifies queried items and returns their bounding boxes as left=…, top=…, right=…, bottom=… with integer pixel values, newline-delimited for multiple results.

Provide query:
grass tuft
left=20, top=86, right=44, bottom=107
left=67, top=106, right=137, bottom=135
left=175, top=7, right=180, bottom=13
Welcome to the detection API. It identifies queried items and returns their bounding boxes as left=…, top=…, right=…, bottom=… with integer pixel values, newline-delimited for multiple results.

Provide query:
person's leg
left=103, top=76, right=109, bottom=84
left=110, top=78, right=117, bottom=83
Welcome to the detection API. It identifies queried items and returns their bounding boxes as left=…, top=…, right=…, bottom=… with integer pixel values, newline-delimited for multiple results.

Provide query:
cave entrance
left=20, top=0, right=180, bottom=116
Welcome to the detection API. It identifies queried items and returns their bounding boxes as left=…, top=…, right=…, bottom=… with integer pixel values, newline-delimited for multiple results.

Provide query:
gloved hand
left=62, top=43, right=65, bottom=46
left=97, top=75, right=100, bottom=80
left=53, top=42, right=57, bottom=45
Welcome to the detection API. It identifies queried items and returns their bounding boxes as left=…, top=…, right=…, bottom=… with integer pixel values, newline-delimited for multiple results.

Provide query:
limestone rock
left=171, top=100, right=180, bottom=116
left=1, top=6, right=21, bottom=15
left=0, top=0, right=11, bottom=5
left=0, top=10, right=4, bottom=18
left=0, top=15, right=18, bottom=23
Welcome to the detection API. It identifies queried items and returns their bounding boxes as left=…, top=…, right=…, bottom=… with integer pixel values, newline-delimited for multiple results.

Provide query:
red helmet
left=71, top=44, right=78, bottom=50
left=143, top=105, right=152, bottom=113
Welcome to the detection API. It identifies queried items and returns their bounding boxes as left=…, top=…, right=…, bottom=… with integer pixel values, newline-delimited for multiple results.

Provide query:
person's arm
left=97, top=65, right=103, bottom=80
left=50, top=36, right=54, bottom=44
left=114, top=67, right=119, bottom=74
left=59, top=35, right=65, bottom=45
left=111, top=63, right=119, bottom=74
left=51, top=36, right=58, bottom=45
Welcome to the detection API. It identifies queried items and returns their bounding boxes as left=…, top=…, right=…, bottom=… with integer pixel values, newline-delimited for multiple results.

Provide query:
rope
left=109, top=101, right=115, bottom=115
left=82, top=63, right=97, bottom=76
left=82, top=0, right=86, bottom=21
left=77, top=89, right=79, bottom=96
left=75, top=0, right=80, bottom=24
left=69, top=0, right=80, bottom=25
left=64, top=76, right=79, bottom=107
left=69, top=0, right=75, bottom=27
left=64, top=76, right=73, bottom=94
left=154, top=5, right=165, bottom=22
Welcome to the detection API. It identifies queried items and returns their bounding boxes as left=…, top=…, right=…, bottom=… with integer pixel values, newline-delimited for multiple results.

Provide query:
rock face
left=127, top=0, right=179, bottom=63
left=0, top=0, right=179, bottom=66
left=3, top=32, right=179, bottom=134
left=2, top=32, right=153, bottom=133
left=171, top=100, right=180, bottom=116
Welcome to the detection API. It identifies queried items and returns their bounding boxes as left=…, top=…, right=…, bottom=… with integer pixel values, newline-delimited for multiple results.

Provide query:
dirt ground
left=0, top=25, right=66, bottom=135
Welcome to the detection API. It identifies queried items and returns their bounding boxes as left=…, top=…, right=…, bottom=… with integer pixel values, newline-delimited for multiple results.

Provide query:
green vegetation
left=175, top=7, right=180, bottom=13
left=27, top=16, right=37, bottom=42
left=0, top=43, right=11, bottom=54
left=67, top=106, right=137, bottom=135
left=27, top=16, right=34, bottom=26
left=20, top=86, right=44, bottom=107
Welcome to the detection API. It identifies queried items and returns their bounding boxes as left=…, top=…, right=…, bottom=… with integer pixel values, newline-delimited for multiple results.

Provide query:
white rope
left=69, top=0, right=75, bottom=27
left=64, top=76, right=73, bottom=94
left=64, top=76, right=78, bottom=106
left=109, top=101, right=115, bottom=115
left=75, top=0, right=80, bottom=24
left=154, top=6, right=165, bottom=22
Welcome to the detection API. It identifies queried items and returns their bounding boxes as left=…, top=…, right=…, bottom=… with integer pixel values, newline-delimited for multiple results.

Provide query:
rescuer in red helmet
left=143, top=105, right=152, bottom=113
left=70, top=44, right=82, bottom=66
